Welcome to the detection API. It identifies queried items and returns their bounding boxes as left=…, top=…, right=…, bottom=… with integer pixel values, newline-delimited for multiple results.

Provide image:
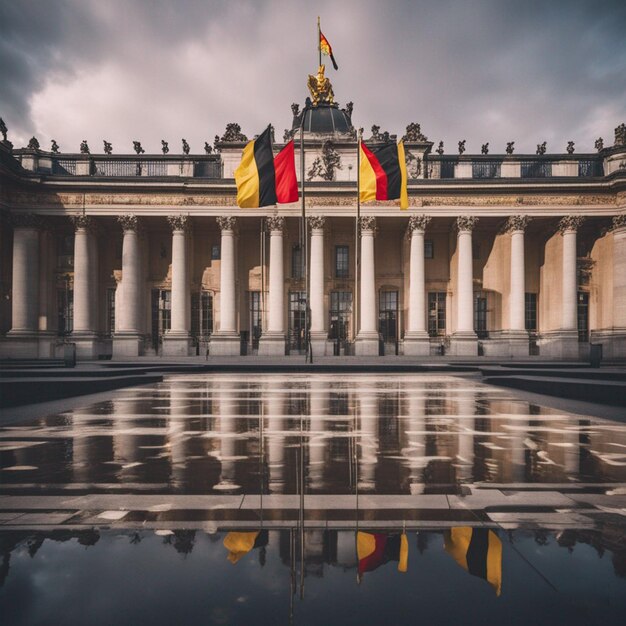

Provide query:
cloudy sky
left=1, top=0, right=625, bottom=155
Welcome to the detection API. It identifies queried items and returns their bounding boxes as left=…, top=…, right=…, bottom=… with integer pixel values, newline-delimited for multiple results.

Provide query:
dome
left=292, top=103, right=354, bottom=137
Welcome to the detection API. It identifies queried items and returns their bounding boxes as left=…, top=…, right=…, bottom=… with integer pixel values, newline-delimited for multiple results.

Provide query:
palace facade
left=0, top=95, right=625, bottom=361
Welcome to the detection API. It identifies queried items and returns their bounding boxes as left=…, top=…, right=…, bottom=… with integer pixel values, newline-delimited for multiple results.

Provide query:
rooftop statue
left=403, top=122, right=428, bottom=143
left=103, top=140, right=113, bottom=155
left=204, top=142, right=212, bottom=154
left=458, top=140, right=466, bottom=155
left=537, top=141, right=547, bottom=155
left=567, top=141, right=575, bottom=154
left=219, top=123, right=248, bottom=143
left=481, top=143, right=489, bottom=154
left=0, top=117, right=7, bottom=141
left=182, top=138, right=190, bottom=155
left=161, top=140, right=169, bottom=154
left=80, top=140, right=90, bottom=154
left=595, top=137, right=604, bottom=152
left=133, top=141, right=145, bottom=154
left=51, top=139, right=59, bottom=153
left=307, top=65, right=334, bottom=106
left=614, top=123, right=626, bottom=146
left=436, top=141, right=444, bottom=155
left=506, top=141, right=515, bottom=155
left=27, top=136, right=40, bottom=150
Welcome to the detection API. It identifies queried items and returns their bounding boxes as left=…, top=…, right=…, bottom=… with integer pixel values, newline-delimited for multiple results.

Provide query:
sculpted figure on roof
left=307, top=65, right=334, bottom=106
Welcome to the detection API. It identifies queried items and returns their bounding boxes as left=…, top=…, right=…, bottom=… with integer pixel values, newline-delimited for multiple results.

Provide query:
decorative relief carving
left=216, top=216, right=237, bottom=232
left=558, top=215, right=585, bottom=233
left=359, top=216, right=376, bottom=232
left=71, top=214, right=93, bottom=231
left=406, top=151, right=422, bottom=179
left=10, top=212, right=44, bottom=229
left=167, top=215, right=189, bottom=232
left=307, top=140, right=342, bottom=181
left=117, top=214, right=138, bottom=232
left=266, top=215, right=285, bottom=232
left=504, top=215, right=531, bottom=232
left=307, top=215, right=325, bottom=230
left=407, top=214, right=431, bottom=233
left=611, top=215, right=626, bottom=230
left=456, top=216, right=478, bottom=232
left=403, top=122, right=428, bottom=142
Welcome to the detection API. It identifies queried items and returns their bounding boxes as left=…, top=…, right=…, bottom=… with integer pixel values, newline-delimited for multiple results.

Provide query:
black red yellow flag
left=320, top=31, right=338, bottom=70
left=359, top=140, right=409, bottom=209
left=357, top=531, right=408, bottom=575
left=234, top=126, right=298, bottom=208
left=444, top=527, right=502, bottom=595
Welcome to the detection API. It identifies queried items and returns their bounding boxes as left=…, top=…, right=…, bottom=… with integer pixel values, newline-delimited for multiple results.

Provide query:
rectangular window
left=211, top=244, right=220, bottom=260
left=249, top=291, right=262, bottom=349
left=428, top=292, right=446, bottom=337
left=379, top=291, right=398, bottom=342
left=57, top=287, right=73, bottom=335
left=106, top=288, right=116, bottom=336
left=525, top=293, right=537, bottom=332
left=335, top=245, right=349, bottom=279
left=57, top=234, right=74, bottom=269
left=472, top=161, right=502, bottom=179
left=521, top=161, right=552, bottom=178
left=577, top=291, right=589, bottom=342
left=578, top=160, right=603, bottom=177
left=440, top=160, right=455, bottom=179
left=474, top=293, right=488, bottom=338
left=292, top=244, right=304, bottom=279
left=329, top=291, right=352, bottom=340
left=424, top=240, right=434, bottom=259
left=192, top=291, right=213, bottom=339
left=150, top=289, right=171, bottom=351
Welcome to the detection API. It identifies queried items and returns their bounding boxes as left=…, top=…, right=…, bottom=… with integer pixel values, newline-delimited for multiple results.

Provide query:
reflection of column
left=259, top=216, right=286, bottom=355
left=266, top=381, right=285, bottom=493
left=404, top=215, right=431, bottom=355
left=405, top=390, right=427, bottom=494
left=508, top=402, right=528, bottom=482
left=211, top=216, right=241, bottom=355
left=168, top=379, right=188, bottom=488
left=113, top=214, right=144, bottom=356
left=358, top=383, right=378, bottom=491
left=113, top=397, right=143, bottom=481
left=355, top=217, right=378, bottom=355
left=450, top=216, right=478, bottom=355
left=309, top=379, right=328, bottom=491
left=308, top=216, right=327, bottom=355
left=215, top=379, right=241, bottom=491
left=72, top=411, right=95, bottom=483
left=455, top=389, right=476, bottom=483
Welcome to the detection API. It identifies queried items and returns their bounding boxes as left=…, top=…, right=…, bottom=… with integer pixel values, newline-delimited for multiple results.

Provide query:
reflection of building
left=1, top=77, right=625, bottom=361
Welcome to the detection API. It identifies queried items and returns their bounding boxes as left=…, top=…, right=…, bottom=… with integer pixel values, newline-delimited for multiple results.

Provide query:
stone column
left=163, top=215, right=191, bottom=356
left=7, top=213, right=41, bottom=357
left=503, top=215, right=530, bottom=357
left=113, top=214, right=144, bottom=357
left=450, top=216, right=478, bottom=355
left=71, top=215, right=99, bottom=358
left=404, top=215, right=431, bottom=356
left=259, top=215, right=286, bottom=355
left=606, top=216, right=626, bottom=357
left=210, top=216, right=240, bottom=356
left=308, top=215, right=327, bottom=356
left=355, top=216, right=379, bottom=355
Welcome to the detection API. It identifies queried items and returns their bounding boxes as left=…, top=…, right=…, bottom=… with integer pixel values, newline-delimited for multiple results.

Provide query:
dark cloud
left=1, top=0, right=624, bottom=153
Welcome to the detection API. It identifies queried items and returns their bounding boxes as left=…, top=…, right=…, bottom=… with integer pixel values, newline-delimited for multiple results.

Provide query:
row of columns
left=5, top=211, right=612, bottom=358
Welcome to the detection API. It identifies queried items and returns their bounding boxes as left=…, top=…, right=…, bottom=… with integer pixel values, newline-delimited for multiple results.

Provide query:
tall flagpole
left=301, top=114, right=309, bottom=362
left=355, top=129, right=362, bottom=349
left=317, top=16, right=321, bottom=67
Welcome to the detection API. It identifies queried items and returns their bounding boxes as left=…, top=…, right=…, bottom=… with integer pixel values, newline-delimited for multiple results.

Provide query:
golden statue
left=307, top=65, right=334, bottom=106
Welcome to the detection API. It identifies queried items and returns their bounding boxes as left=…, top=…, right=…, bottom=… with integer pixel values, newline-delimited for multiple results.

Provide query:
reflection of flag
left=359, top=141, right=409, bottom=210
left=444, top=527, right=502, bottom=595
left=234, top=126, right=298, bottom=208
left=320, top=31, right=338, bottom=70
left=223, top=530, right=268, bottom=564
left=357, top=532, right=408, bottom=574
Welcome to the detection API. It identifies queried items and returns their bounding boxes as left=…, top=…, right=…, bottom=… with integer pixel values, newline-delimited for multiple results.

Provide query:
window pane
left=424, top=240, right=434, bottom=259
left=335, top=245, right=349, bottom=278
left=292, top=244, right=303, bottom=279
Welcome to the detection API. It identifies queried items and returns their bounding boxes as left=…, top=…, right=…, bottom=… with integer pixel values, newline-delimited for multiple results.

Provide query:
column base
left=258, top=333, right=286, bottom=356
left=355, top=332, right=380, bottom=356
left=449, top=331, right=478, bottom=356
left=403, top=331, right=431, bottom=356
left=482, top=331, right=529, bottom=358
left=2, top=331, right=40, bottom=358
left=112, top=333, right=144, bottom=358
left=209, top=333, right=241, bottom=356
left=538, top=330, right=581, bottom=360
left=162, top=332, right=192, bottom=357
left=71, top=332, right=101, bottom=359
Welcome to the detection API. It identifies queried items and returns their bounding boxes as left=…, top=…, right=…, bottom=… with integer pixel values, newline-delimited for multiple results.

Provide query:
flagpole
left=317, top=16, right=321, bottom=67
left=300, top=117, right=310, bottom=363
left=355, top=129, right=362, bottom=351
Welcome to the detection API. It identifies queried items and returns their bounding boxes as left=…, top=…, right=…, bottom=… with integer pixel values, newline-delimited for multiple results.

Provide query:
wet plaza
left=1, top=373, right=626, bottom=624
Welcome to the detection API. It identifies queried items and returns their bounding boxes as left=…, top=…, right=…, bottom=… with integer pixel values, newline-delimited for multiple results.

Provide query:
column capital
left=456, top=216, right=478, bottom=232
left=10, top=212, right=44, bottom=229
left=503, top=215, right=531, bottom=233
left=216, top=215, right=237, bottom=232
left=359, top=216, right=376, bottom=233
left=558, top=215, right=585, bottom=234
left=117, top=214, right=139, bottom=232
left=266, top=215, right=285, bottom=232
left=612, top=214, right=626, bottom=232
left=70, top=214, right=94, bottom=232
left=407, top=214, right=431, bottom=234
left=307, top=215, right=326, bottom=230
left=167, top=214, right=189, bottom=232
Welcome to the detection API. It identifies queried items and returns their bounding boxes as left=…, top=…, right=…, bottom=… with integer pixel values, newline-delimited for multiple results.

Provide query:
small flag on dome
left=320, top=31, right=338, bottom=70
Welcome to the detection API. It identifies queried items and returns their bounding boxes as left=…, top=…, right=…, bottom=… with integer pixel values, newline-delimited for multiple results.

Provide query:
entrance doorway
left=577, top=291, right=589, bottom=342
left=379, top=290, right=399, bottom=355
left=329, top=291, right=352, bottom=355
left=288, top=291, right=306, bottom=354
left=151, top=289, right=171, bottom=352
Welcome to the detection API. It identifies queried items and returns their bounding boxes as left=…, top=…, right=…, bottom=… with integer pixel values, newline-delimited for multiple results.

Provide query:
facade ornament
left=133, top=141, right=145, bottom=154
left=504, top=215, right=531, bottom=232
left=219, top=123, right=248, bottom=143
left=407, top=214, right=431, bottom=233
left=167, top=215, right=189, bottom=232
left=403, top=122, right=428, bottom=142
left=436, top=141, right=444, bottom=155
left=213, top=135, right=220, bottom=151
left=307, top=65, right=334, bottom=106
left=0, top=117, right=7, bottom=141
left=458, top=140, right=466, bottom=155
left=615, top=123, right=626, bottom=147
left=536, top=141, right=547, bottom=155
left=216, top=216, right=237, bottom=232
left=71, top=214, right=93, bottom=231
left=50, top=139, right=60, bottom=153
left=80, top=140, right=90, bottom=154
left=103, top=140, right=113, bottom=155
left=307, top=139, right=342, bottom=181
left=307, top=215, right=326, bottom=230
left=481, top=143, right=489, bottom=155
left=506, top=141, right=515, bottom=155
left=406, top=151, right=422, bottom=179
left=181, top=138, right=190, bottom=155
left=456, top=216, right=478, bottom=232
left=117, top=214, right=138, bottom=232
left=266, top=215, right=285, bottom=232
left=359, top=216, right=377, bottom=232
left=10, top=212, right=44, bottom=229
left=595, top=137, right=604, bottom=152
left=161, top=140, right=169, bottom=154
left=27, top=136, right=40, bottom=150
left=611, top=215, right=626, bottom=230
left=369, top=125, right=391, bottom=143
left=558, top=215, right=585, bottom=233
left=204, top=142, right=212, bottom=154
left=567, top=141, right=575, bottom=154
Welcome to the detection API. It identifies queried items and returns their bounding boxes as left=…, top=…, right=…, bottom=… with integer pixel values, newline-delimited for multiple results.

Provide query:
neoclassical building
left=0, top=90, right=625, bottom=360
